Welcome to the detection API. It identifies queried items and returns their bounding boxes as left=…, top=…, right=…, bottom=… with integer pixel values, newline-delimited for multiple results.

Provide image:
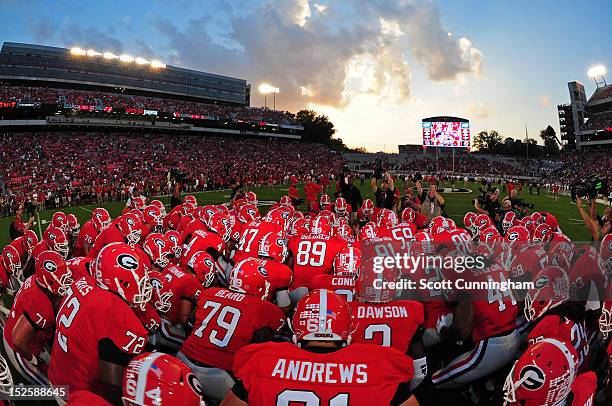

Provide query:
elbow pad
left=275, top=290, right=291, bottom=308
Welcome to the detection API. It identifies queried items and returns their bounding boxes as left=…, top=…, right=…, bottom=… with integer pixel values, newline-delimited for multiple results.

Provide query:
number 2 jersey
left=349, top=300, right=424, bottom=353
left=233, top=342, right=414, bottom=406
left=48, top=277, right=147, bottom=395
left=179, top=287, right=285, bottom=371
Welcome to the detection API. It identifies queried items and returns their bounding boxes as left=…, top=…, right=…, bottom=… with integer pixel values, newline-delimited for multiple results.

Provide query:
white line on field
left=79, top=207, right=93, bottom=213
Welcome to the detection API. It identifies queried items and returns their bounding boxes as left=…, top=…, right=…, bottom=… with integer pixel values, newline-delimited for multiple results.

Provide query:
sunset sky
left=1, top=0, right=610, bottom=151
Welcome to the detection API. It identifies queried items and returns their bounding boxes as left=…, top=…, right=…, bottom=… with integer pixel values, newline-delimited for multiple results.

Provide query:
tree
left=473, top=130, right=503, bottom=152
left=539, top=125, right=559, bottom=156
left=295, top=109, right=336, bottom=143
left=352, top=146, right=368, bottom=153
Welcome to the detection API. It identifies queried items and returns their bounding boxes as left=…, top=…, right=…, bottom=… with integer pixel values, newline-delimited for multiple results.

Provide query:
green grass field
left=0, top=180, right=605, bottom=246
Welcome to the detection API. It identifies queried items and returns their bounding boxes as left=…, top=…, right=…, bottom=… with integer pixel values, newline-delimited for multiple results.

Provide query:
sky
left=0, top=0, right=610, bottom=152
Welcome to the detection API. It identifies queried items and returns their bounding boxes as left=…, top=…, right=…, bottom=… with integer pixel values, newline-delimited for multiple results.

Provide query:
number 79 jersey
left=180, top=287, right=285, bottom=371
left=48, top=277, right=148, bottom=394
left=288, top=234, right=348, bottom=288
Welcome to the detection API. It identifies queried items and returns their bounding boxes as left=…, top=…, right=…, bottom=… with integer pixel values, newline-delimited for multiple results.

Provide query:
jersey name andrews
left=271, top=359, right=368, bottom=384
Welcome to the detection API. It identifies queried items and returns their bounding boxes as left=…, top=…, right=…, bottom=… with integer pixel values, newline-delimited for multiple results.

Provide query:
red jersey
left=349, top=300, right=423, bottom=353
left=569, top=245, right=605, bottom=294
left=182, top=230, right=225, bottom=262
left=49, top=277, right=147, bottom=395
left=0, top=263, right=9, bottom=291
left=232, top=221, right=283, bottom=264
left=288, top=233, right=348, bottom=288
left=74, top=220, right=98, bottom=256
left=233, top=342, right=413, bottom=406
left=156, top=265, right=202, bottom=325
left=570, top=372, right=596, bottom=406
left=508, top=245, right=548, bottom=280
left=406, top=254, right=451, bottom=329
left=356, top=207, right=373, bottom=224
left=132, top=302, right=161, bottom=333
left=163, top=209, right=182, bottom=230
left=3, top=275, right=55, bottom=357
left=376, top=223, right=416, bottom=251
left=414, top=212, right=428, bottom=229
left=9, top=236, right=28, bottom=263
left=247, top=258, right=292, bottom=291
left=180, top=287, right=284, bottom=371
left=446, top=264, right=517, bottom=342
left=66, top=257, right=95, bottom=280
left=309, top=274, right=356, bottom=302
left=88, top=225, right=126, bottom=258
left=528, top=315, right=589, bottom=371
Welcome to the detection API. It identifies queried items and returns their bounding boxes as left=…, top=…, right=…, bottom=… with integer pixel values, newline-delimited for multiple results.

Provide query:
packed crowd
left=0, top=132, right=343, bottom=216
left=0, top=85, right=298, bottom=125
left=583, top=112, right=612, bottom=131
left=349, top=149, right=611, bottom=186
left=0, top=184, right=611, bottom=405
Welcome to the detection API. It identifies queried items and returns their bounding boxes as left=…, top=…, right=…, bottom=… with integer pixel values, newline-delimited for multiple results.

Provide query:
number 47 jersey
left=49, top=277, right=148, bottom=395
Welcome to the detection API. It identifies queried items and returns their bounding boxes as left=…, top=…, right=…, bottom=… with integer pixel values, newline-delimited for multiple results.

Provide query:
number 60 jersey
left=49, top=277, right=147, bottom=395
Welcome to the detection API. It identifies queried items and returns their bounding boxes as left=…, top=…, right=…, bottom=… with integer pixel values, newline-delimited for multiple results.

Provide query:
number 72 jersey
left=48, top=277, right=148, bottom=394
left=288, top=234, right=348, bottom=288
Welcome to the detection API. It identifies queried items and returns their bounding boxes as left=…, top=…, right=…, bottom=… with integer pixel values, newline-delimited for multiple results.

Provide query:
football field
left=0, top=180, right=605, bottom=246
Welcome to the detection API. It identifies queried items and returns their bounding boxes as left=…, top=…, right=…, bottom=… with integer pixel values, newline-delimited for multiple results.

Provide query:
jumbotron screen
left=422, top=120, right=470, bottom=148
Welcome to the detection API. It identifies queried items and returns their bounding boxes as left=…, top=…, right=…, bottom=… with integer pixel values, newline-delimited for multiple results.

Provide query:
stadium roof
left=587, top=83, right=612, bottom=106
left=0, top=42, right=248, bottom=105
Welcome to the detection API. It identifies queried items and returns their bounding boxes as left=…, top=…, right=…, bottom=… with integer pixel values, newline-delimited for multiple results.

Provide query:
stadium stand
left=0, top=132, right=343, bottom=215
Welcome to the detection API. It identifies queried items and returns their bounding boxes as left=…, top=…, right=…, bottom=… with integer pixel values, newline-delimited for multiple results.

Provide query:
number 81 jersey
left=288, top=234, right=348, bottom=288
left=48, top=277, right=148, bottom=394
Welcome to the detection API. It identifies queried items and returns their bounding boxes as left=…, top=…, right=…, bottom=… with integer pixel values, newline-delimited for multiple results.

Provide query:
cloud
left=30, top=18, right=56, bottom=43
left=539, top=95, right=551, bottom=107
left=466, top=101, right=490, bottom=119
left=59, top=22, right=124, bottom=52
left=149, top=0, right=483, bottom=111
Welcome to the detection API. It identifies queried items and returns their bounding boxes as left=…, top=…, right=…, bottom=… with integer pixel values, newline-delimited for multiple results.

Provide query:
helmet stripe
left=135, top=352, right=164, bottom=404
left=318, top=289, right=328, bottom=333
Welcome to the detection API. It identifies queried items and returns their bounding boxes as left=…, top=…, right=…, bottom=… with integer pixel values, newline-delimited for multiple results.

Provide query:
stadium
left=0, top=6, right=610, bottom=405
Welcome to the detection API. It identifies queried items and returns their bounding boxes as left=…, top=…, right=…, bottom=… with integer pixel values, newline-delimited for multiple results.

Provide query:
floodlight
left=587, top=64, right=606, bottom=78
left=103, top=52, right=118, bottom=60
left=119, top=54, right=135, bottom=63
left=135, top=57, right=150, bottom=65
left=259, top=83, right=280, bottom=94
left=150, top=60, right=166, bottom=68
left=70, top=47, right=86, bottom=56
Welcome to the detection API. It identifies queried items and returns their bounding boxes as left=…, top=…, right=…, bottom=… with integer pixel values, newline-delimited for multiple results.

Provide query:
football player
left=121, top=352, right=205, bottom=405
left=48, top=243, right=150, bottom=403
left=3, top=251, right=72, bottom=385
left=74, top=207, right=111, bottom=256
left=503, top=338, right=596, bottom=406
left=88, top=213, right=143, bottom=257
left=221, top=289, right=416, bottom=406
left=178, top=258, right=285, bottom=401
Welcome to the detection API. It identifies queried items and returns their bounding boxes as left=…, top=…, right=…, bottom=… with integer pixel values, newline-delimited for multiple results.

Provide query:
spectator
left=419, top=184, right=445, bottom=221
left=288, top=184, right=303, bottom=207
left=9, top=204, right=33, bottom=240
left=304, top=178, right=322, bottom=212
left=371, top=172, right=395, bottom=209
left=475, top=188, right=501, bottom=219
left=339, top=175, right=363, bottom=216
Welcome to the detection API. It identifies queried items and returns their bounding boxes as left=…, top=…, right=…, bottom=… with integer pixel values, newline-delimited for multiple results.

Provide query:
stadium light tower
left=587, top=64, right=607, bottom=88
left=259, top=83, right=280, bottom=109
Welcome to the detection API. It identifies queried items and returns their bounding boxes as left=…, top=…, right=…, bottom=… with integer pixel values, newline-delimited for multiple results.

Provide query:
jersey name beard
left=271, top=359, right=368, bottom=384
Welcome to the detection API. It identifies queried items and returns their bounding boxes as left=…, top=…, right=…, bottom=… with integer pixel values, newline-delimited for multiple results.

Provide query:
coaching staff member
left=371, top=171, right=395, bottom=209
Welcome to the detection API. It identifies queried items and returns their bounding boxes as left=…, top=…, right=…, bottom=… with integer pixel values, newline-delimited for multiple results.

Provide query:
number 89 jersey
left=288, top=234, right=348, bottom=288
left=49, top=277, right=147, bottom=394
